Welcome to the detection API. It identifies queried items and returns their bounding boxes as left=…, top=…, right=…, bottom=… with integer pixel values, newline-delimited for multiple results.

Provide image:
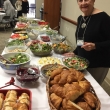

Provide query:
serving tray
left=0, top=77, right=32, bottom=110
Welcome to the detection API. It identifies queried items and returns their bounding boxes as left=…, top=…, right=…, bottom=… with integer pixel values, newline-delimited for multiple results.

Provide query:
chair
left=0, top=16, right=11, bottom=31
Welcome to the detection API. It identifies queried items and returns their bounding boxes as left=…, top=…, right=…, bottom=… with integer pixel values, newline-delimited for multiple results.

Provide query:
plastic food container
left=0, top=77, right=32, bottom=110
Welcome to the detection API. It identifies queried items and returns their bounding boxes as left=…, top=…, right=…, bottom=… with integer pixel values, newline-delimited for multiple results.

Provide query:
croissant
left=64, top=83, right=84, bottom=96
left=78, top=80, right=91, bottom=92
left=0, top=93, right=4, bottom=99
left=3, top=101, right=16, bottom=108
left=77, top=102, right=92, bottom=110
left=5, top=90, right=17, bottom=98
left=18, top=93, right=29, bottom=100
left=62, top=99, right=83, bottom=110
left=5, top=90, right=17, bottom=102
left=0, top=93, right=4, bottom=109
left=17, top=103, right=28, bottom=110
left=50, top=93, right=62, bottom=109
left=67, top=72, right=77, bottom=83
left=50, top=68, right=63, bottom=79
left=69, top=68, right=84, bottom=81
left=50, top=74, right=61, bottom=85
left=58, top=69, right=70, bottom=85
left=18, top=98, right=30, bottom=106
left=72, top=82, right=84, bottom=95
left=2, top=106, right=14, bottom=110
left=84, top=92, right=98, bottom=108
left=65, top=89, right=81, bottom=101
left=50, top=84, right=65, bottom=98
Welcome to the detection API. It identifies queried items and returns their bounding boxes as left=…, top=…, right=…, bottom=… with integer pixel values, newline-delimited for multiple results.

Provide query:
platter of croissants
left=0, top=90, right=31, bottom=110
left=46, top=66, right=101, bottom=110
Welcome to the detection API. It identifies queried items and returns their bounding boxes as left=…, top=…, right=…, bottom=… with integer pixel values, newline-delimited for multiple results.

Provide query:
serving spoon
left=0, top=55, right=12, bottom=64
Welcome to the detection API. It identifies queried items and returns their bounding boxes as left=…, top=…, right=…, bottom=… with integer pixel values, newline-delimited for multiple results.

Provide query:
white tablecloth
left=0, top=12, right=5, bottom=22
left=1, top=36, right=110, bottom=110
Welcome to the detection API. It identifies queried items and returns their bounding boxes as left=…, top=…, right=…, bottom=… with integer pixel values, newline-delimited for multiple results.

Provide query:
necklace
left=77, top=15, right=92, bottom=41
left=81, top=16, right=89, bottom=28
left=81, top=8, right=94, bottom=29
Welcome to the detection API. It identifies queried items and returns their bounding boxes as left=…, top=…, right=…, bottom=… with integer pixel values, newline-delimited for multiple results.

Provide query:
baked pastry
left=78, top=81, right=91, bottom=92
left=69, top=68, right=84, bottom=81
left=5, top=90, right=17, bottom=102
left=18, top=98, right=30, bottom=106
left=0, top=93, right=4, bottom=99
left=64, top=82, right=84, bottom=100
left=58, top=69, right=70, bottom=85
left=48, top=68, right=100, bottom=110
left=3, top=101, right=16, bottom=108
left=18, top=93, right=30, bottom=106
left=17, top=103, right=28, bottom=110
left=18, top=93, right=29, bottom=100
left=2, top=106, right=14, bottom=110
left=84, top=92, right=98, bottom=108
left=77, top=102, right=92, bottom=110
left=62, top=99, right=83, bottom=110
left=50, top=74, right=61, bottom=85
left=50, top=84, right=65, bottom=98
left=50, top=68, right=63, bottom=79
left=0, top=93, right=4, bottom=109
left=50, top=93, right=62, bottom=109
left=67, top=72, right=77, bottom=83
left=5, top=90, right=17, bottom=98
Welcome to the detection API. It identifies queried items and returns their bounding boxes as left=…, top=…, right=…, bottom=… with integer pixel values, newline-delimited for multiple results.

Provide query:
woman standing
left=64, top=0, right=110, bottom=84
left=15, top=0, right=22, bottom=18
left=22, top=0, right=29, bottom=17
left=3, top=0, right=15, bottom=19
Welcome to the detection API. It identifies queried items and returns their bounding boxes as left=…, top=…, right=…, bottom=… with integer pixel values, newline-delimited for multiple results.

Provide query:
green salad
left=7, top=39, right=24, bottom=47
left=62, top=56, right=89, bottom=70
left=30, top=43, right=52, bottom=52
left=8, top=53, right=29, bottom=64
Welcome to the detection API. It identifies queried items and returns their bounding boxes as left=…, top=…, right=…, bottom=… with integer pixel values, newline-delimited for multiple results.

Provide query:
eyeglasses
left=77, top=0, right=89, bottom=3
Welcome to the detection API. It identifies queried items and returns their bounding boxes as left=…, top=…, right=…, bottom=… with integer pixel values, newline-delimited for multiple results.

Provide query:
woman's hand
left=81, top=42, right=96, bottom=51
left=63, top=52, right=75, bottom=57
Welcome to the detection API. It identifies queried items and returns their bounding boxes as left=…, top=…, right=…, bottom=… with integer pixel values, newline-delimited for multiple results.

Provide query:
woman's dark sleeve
left=73, top=47, right=78, bottom=55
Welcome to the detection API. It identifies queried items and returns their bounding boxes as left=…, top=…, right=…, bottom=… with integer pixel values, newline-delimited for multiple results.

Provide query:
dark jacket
left=74, top=12, right=110, bottom=68
left=22, top=1, right=29, bottom=13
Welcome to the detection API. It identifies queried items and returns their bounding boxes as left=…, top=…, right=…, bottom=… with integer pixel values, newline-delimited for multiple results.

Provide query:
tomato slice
left=10, top=34, right=20, bottom=39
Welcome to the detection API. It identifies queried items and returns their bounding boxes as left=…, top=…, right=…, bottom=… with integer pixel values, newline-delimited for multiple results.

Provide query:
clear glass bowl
left=16, top=65, right=40, bottom=85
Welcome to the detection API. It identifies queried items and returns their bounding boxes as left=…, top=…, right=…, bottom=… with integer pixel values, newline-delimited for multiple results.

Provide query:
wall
left=36, top=0, right=44, bottom=19
left=60, top=0, right=110, bottom=83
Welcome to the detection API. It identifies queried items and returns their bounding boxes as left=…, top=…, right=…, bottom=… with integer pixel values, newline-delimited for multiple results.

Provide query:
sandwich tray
left=0, top=77, right=32, bottom=110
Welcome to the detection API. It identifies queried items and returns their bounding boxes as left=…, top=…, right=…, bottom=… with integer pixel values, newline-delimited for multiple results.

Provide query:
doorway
left=27, top=0, right=36, bottom=18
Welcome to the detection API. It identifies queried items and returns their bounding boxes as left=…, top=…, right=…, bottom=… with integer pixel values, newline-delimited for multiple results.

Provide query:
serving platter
left=0, top=77, right=32, bottom=110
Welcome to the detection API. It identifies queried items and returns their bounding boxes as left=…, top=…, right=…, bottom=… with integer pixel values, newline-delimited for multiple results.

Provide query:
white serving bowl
left=0, top=52, right=31, bottom=74
left=5, top=46, right=27, bottom=53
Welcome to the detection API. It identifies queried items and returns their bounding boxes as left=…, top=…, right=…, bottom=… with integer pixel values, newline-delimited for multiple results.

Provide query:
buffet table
left=0, top=47, right=110, bottom=110
left=0, top=22, right=110, bottom=110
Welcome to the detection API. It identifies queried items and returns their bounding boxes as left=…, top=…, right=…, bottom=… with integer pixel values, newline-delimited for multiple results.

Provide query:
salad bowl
left=0, top=52, right=31, bottom=74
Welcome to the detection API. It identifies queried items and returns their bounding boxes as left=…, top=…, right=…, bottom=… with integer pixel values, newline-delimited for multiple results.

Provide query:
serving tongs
left=0, top=55, right=12, bottom=64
